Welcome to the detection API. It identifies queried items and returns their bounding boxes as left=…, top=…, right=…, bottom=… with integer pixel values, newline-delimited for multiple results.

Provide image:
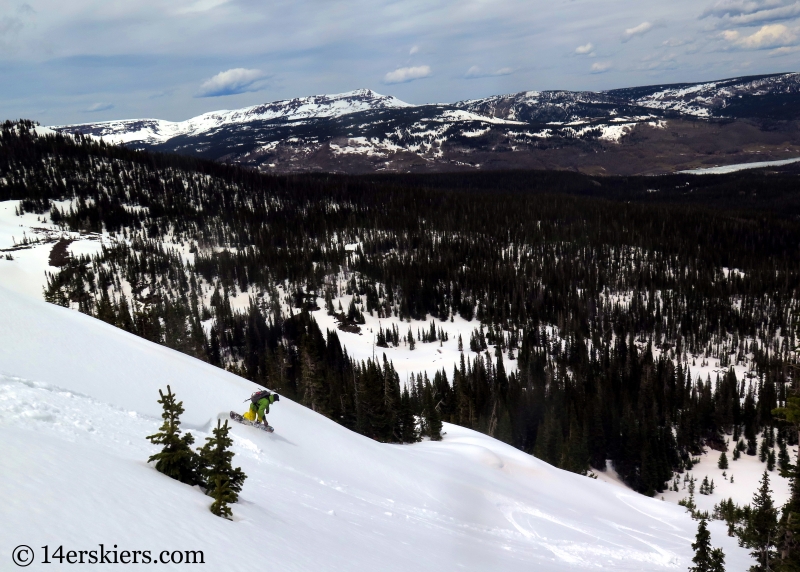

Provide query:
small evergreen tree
left=198, top=420, right=247, bottom=505
left=690, top=519, right=725, bottom=572
left=775, top=458, right=800, bottom=571
left=209, top=475, right=237, bottom=520
left=425, top=396, right=443, bottom=441
left=742, top=471, right=779, bottom=571
left=773, top=393, right=800, bottom=570
left=147, top=385, right=199, bottom=485
left=398, top=387, right=419, bottom=443
left=778, top=442, right=791, bottom=474
left=719, top=452, right=729, bottom=470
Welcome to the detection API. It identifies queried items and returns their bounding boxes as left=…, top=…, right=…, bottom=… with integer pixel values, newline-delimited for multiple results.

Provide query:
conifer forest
left=3, top=119, right=800, bottom=511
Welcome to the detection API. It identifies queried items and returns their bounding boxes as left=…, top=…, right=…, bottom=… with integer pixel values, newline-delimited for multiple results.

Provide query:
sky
left=0, top=0, right=799, bottom=125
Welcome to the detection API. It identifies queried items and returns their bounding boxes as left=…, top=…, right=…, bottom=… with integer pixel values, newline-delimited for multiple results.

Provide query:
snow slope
left=0, top=285, right=756, bottom=571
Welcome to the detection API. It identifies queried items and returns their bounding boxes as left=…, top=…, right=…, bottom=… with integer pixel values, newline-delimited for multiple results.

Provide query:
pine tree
left=719, top=452, right=729, bottom=470
left=776, top=457, right=800, bottom=571
left=298, top=343, right=324, bottom=413
left=424, top=386, right=443, bottom=441
left=690, top=519, right=725, bottom=572
left=742, top=471, right=779, bottom=571
left=209, top=475, right=237, bottom=520
left=778, top=442, right=791, bottom=474
left=197, top=420, right=247, bottom=503
left=774, top=393, right=800, bottom=570
left=398, top=386, right=419, bottom=443
left=147, top=385, right=199, bottom=485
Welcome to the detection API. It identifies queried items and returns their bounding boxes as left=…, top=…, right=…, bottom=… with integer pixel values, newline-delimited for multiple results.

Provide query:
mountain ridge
left=51, top=72, right=800, bottom=176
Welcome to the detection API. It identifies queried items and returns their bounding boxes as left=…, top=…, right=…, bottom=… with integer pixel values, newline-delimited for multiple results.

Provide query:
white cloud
left=0, top=3, right=35, bottom=53
left=175, top=0, right=230, bottom=15
left=196, top=68, right=266, bottom=97
left=464, top=65, right=514, bottom=79
left=622, top=21, right=654, bottom=41
left=770, top=43, right=800, bottom=53
left=590, top=61, right=612, bottom=73
left=86, top=102, right=114, bottom=112
left=662, top=37, right=692, bottom=46
left=383, top=65, right=432, bottom=84
left=704, top=0, right=791, bottom=18
left=728, top=3, right=800, bottom=24
left=702, top=1, right=800, bottom=27
left=575, top=42, right=594, bottom=54
left=721, top=23, right=798, bottom=47
left=409, top=45, right=419, bottom=55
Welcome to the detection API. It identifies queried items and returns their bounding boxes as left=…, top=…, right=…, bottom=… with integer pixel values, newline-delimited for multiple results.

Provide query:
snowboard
left=230, top=411, right=274, bottom=433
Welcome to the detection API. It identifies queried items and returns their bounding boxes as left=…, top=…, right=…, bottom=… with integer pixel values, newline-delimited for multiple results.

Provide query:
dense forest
left=3, top=121, right=800, bottom=562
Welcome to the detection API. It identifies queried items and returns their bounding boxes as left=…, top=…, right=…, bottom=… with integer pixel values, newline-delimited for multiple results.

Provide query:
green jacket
left=250, top=394, right=276, bottom=421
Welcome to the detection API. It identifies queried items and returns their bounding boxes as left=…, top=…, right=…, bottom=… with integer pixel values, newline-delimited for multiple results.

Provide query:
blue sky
left=1, top=0, right=799, bottom=124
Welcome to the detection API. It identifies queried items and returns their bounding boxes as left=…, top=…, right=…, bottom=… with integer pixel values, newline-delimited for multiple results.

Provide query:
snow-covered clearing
left=660, top=436, right=792, bottom=511
left=679, top=157, right=800, bottom=175
left=0, top=200, right=111, bottom=300
left=311, top=300, right=518, bottom=381
left=0, top=286, right=754, bottom=570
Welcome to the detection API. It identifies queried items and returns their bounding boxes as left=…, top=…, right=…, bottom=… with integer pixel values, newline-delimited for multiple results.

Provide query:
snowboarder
left=243, top=389, right=279, bottom=427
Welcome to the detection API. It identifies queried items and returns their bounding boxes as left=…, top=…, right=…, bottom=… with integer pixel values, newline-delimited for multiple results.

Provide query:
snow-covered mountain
left=50, top=72, right=800, bottom=175
left=54, top=89, right=411, bottom=146
left=0, top=282, right=757, bottom=571
left=460, top=73, right=800, bottom=121
left=455, top=89, right=641, bottom=123
left=608, top=72, right=800, bottom=118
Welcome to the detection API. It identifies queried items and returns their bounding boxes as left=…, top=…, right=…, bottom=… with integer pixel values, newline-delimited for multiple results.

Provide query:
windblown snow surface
left=0, top=284, right=756, bottom=571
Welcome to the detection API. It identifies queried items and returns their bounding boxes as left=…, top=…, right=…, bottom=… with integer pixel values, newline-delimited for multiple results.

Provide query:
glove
left=273, top=394, right=280, bottom=402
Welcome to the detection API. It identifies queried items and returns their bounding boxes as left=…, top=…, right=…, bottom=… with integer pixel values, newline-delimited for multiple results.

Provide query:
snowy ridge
left=52, top=89, right=411, bottom=145
left=0, top=285, right=756, bottom=571
left=615, top=72, right=800, bottom=117
left=455, top=90, right=622, bottom=123
left=47, top=72, right=800, bottom=174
